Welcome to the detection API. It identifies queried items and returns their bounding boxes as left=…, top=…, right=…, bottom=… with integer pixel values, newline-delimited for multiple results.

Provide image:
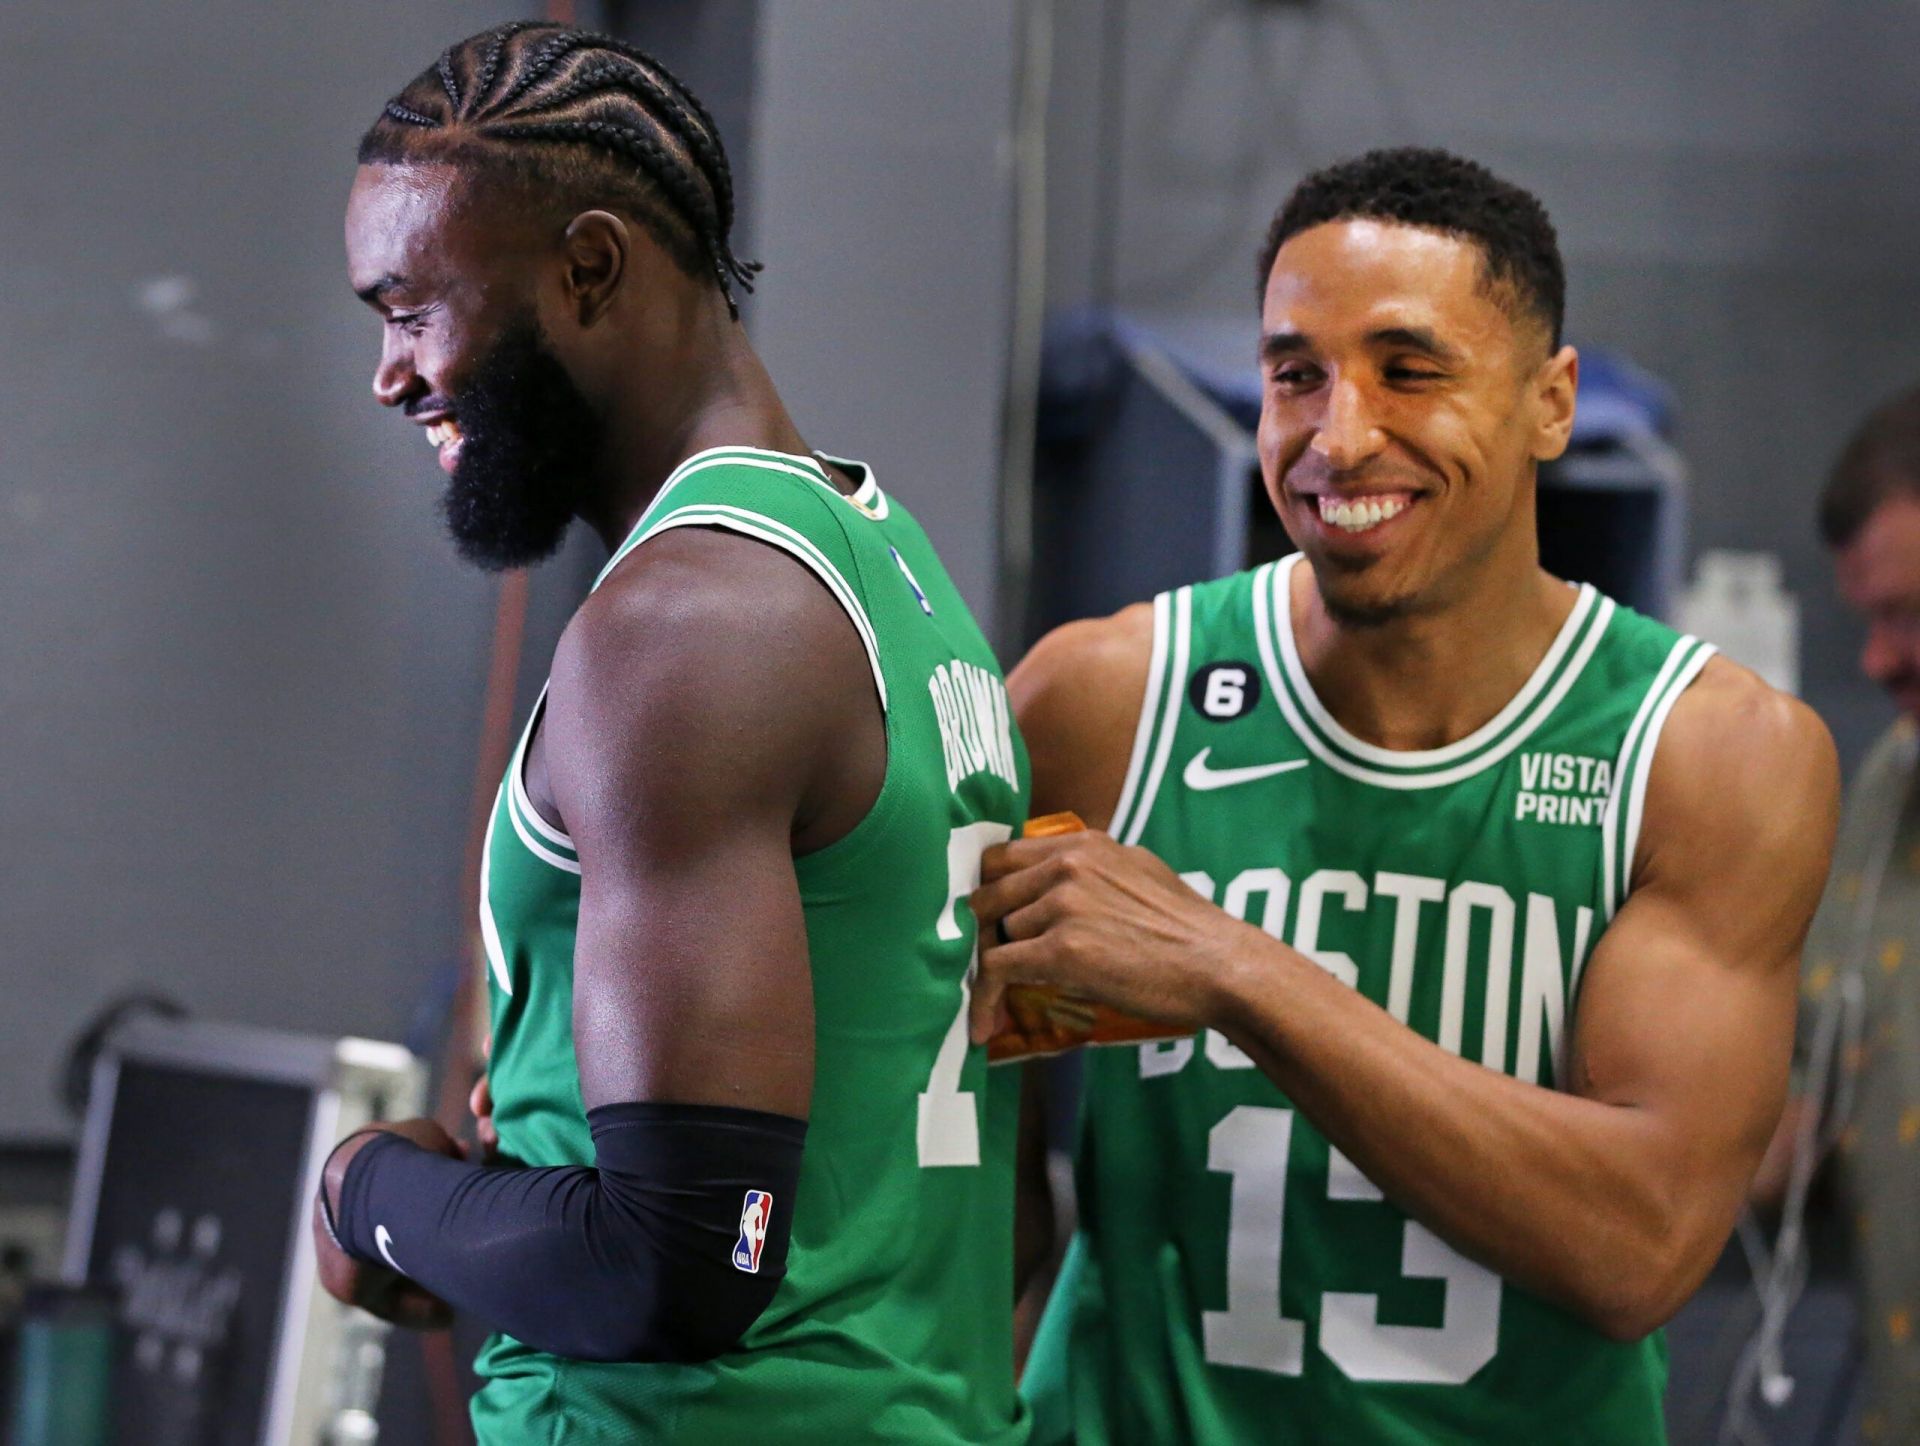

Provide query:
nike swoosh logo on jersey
left=1183, top=748, right=1309, bottom=791
left=375, top=1224, right=402, bottom=1273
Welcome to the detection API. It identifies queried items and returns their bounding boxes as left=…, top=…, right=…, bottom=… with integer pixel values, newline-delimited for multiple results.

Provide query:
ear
left=560, top=210, right=630, bottom=327
left=1529, top=344, right=1579, bottom=463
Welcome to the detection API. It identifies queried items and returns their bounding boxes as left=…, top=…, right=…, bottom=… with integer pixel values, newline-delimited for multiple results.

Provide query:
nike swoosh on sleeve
left=1182, top=748, right=1310, bottom=791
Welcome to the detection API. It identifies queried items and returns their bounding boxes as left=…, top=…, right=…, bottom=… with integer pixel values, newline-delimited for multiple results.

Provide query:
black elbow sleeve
left=337, top=1102, right=806, bottom=1363
left=582, top=1101, right=806, bottom=1361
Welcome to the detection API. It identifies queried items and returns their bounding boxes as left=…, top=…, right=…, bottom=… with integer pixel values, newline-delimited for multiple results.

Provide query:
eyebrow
left=353, top=273, right=407, bottom=305
left=1259, top=325, right=1465, bottom=367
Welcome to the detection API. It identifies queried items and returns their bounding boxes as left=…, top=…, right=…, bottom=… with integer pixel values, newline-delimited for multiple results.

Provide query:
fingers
left=978, top=831, right=1088, bottom=883
left=969, top=936, right=1050, bottom=1044
left=971, top=848, right=1071, bottom=935
left=388, top=1116, right=464, bottom=1159
left=358, top=1263, right=454, bottom=1330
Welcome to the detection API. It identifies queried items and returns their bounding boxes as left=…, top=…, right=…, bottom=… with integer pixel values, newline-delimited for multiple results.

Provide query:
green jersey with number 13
left=471, top=447, right=1031, bottom=1444
left=1024, top=555, right=1711, bottom=1445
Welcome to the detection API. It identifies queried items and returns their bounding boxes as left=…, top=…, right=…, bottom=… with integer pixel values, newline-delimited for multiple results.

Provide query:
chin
left=1306, top=554, right=1428, bottom=628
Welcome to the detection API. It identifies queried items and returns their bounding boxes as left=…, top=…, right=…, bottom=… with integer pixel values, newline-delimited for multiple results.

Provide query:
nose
left=1309, top=375, right=1384, bottom=472
left=372, top=330, right=420, bottom=409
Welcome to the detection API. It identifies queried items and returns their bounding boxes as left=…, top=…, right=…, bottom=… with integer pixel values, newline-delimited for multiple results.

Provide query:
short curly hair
left=1259, top=147, right=1565, bottom=350
left=1819, top=384, right=1920, bottom=548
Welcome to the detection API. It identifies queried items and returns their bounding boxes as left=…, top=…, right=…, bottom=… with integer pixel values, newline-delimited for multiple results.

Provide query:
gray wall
left=0, top=2, right=1028, bottom=1142
left=1045, top=0, right=1920, bottom=768
left=750, top=0, right=1022, bottom=646
left=0, top=3, right=533, bottom=1141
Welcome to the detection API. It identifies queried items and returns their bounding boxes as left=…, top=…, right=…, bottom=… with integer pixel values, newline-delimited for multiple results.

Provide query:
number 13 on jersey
left=1206, top=1105, right=1501, bottom=1384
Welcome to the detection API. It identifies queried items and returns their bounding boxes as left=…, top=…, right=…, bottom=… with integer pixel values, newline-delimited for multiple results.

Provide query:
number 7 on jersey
left=918, top=820, right=1012, bottom=1167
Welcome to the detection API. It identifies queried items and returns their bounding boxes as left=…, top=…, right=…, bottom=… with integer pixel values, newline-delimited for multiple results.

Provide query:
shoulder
left=547, top=525, right=876, bottom=814
left=1008, top=602, right=1157, bottom=827
left=563, top=524, right=849, bottom=690
left=1635, top=654, right=1839, bottom=900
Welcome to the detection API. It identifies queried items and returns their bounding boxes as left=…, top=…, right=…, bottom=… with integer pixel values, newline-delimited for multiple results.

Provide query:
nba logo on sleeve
left=733, top=1190, right=774, bottom=1274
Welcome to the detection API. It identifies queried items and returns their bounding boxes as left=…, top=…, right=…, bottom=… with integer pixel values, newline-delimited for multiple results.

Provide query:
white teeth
left=426, top=420, right=462, bottom=447
left=1316, top=495, right=1408, bottom=533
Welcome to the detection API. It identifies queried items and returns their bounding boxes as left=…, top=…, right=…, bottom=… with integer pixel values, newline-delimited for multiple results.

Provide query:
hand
left=968, top=831, right=1257, bottom=1044
left=468, top=1070, right=499, bottom=1163
left=312, top=1118, right=461, bottom=1329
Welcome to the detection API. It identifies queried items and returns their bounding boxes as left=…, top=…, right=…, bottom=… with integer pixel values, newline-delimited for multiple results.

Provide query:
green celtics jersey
left=1024, top=554, right=1715, bottom=1445
left=470, top=446, right=1031, bottom=1444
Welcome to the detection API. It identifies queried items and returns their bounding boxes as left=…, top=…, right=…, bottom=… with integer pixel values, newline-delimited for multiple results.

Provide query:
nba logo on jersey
left=733, top=1190, right=773, bottom=1274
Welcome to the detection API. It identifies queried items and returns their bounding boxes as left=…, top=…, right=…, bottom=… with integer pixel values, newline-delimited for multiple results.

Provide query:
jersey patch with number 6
left=1189, top=662, right=1260, bottom=721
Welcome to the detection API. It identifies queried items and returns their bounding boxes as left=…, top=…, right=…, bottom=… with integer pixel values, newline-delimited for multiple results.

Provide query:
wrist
left=324, top=1128, right=409, bottom=1263
left=1193, top=915, right=1283, bottom=1034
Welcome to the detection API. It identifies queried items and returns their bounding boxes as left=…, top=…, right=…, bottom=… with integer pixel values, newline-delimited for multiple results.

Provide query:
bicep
left=572, top=805, right=815, bottom=1116
left=543, top=529, right=881, bottom=1118
left=1009, top=606, right=1153, bottom=829
left=1571, top=888, right=1797, bottom=1177
left=1569, top=674, right=1837, bottom=1205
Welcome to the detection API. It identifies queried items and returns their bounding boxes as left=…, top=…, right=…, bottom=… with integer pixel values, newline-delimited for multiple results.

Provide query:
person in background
left=1754, top=384, right=1920, bottom=1443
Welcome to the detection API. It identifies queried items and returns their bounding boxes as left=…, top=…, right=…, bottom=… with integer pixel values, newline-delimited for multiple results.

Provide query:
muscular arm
left=976, top=639, right=1838, bottom=1340
left=320, top=527, right=884, bottom=1359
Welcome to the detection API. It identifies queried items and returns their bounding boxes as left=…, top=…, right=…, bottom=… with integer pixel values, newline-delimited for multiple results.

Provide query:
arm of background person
left=973, top=652, right=1839, bottom=1342
left=315, top=526, right=883, bottom=1360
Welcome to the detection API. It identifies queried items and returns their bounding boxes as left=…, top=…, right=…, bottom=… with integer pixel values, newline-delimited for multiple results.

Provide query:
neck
left=578, top=321, right=810, bottom=555
left=1291, top=548, right=1576, bottom=753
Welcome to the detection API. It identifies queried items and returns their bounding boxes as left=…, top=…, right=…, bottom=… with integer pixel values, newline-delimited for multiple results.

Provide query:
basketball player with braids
left=310, top=24, right=1030, bottom=1443
left=972, top=149, right=1839, bottom=1441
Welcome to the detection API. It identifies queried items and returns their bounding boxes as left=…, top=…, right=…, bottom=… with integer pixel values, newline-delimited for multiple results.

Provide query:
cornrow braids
left=471, top=19, right=550, bottom=111
left=359, top=23, right=760, bottom=317
left=435, top=48, right=463, bottom=112
left=505, top=62, right=737, bottom=240
left=383, top=100, right=439, bottom=130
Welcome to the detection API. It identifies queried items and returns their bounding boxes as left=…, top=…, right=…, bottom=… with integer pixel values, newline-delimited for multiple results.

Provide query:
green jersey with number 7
left=474, top=446, right=1030, bottom=1443
left=1023, top=554, right=1708, bottom=1444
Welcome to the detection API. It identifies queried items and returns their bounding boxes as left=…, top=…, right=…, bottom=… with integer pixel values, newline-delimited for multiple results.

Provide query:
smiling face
left=345, top=161, right=603, bottom=569
left=1257, top=219, right=1577, bottom=624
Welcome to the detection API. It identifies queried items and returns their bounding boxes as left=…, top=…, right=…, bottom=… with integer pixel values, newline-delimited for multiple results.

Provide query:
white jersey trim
left=1272, top=553, right=1599, bottom=770
left=1107, top=590, right=1172, bottom=843
left=1256, top=564, right=1615, bottom=791
left=1599, top=636, right=1708, bottom=920
left=634, top=503, right=890, bottom=713
left=598, top=447, right=887, bottom=587
left=507, top=791, right=584, bottom=876
left=510, top=686, right=576, bottom=853
left=1620, top=641, right=1715, bottom=906
left=478, top=799, right=513, bottom=996
left=1121, top=587, right=1192, bottom=845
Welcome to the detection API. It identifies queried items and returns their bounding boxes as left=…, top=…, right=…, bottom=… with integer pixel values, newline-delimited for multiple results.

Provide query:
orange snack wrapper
left=985, top=811, right=1194, bottom=1063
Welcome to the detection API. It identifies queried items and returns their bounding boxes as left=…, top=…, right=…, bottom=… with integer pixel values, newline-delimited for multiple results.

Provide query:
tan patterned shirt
left=1802, top=718, right=1920, bottom=1441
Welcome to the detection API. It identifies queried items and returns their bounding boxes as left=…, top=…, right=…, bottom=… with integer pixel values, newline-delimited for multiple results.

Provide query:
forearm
left=1211, top=938, right=1726, bottom=1337
left=333, top=1103, right=805, bottom=1361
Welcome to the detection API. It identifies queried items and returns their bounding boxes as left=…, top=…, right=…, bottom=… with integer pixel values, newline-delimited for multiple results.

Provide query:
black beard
left=1319, top=589, right=1412, bottom=629
left=440, top=314, right=604, bottom=571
